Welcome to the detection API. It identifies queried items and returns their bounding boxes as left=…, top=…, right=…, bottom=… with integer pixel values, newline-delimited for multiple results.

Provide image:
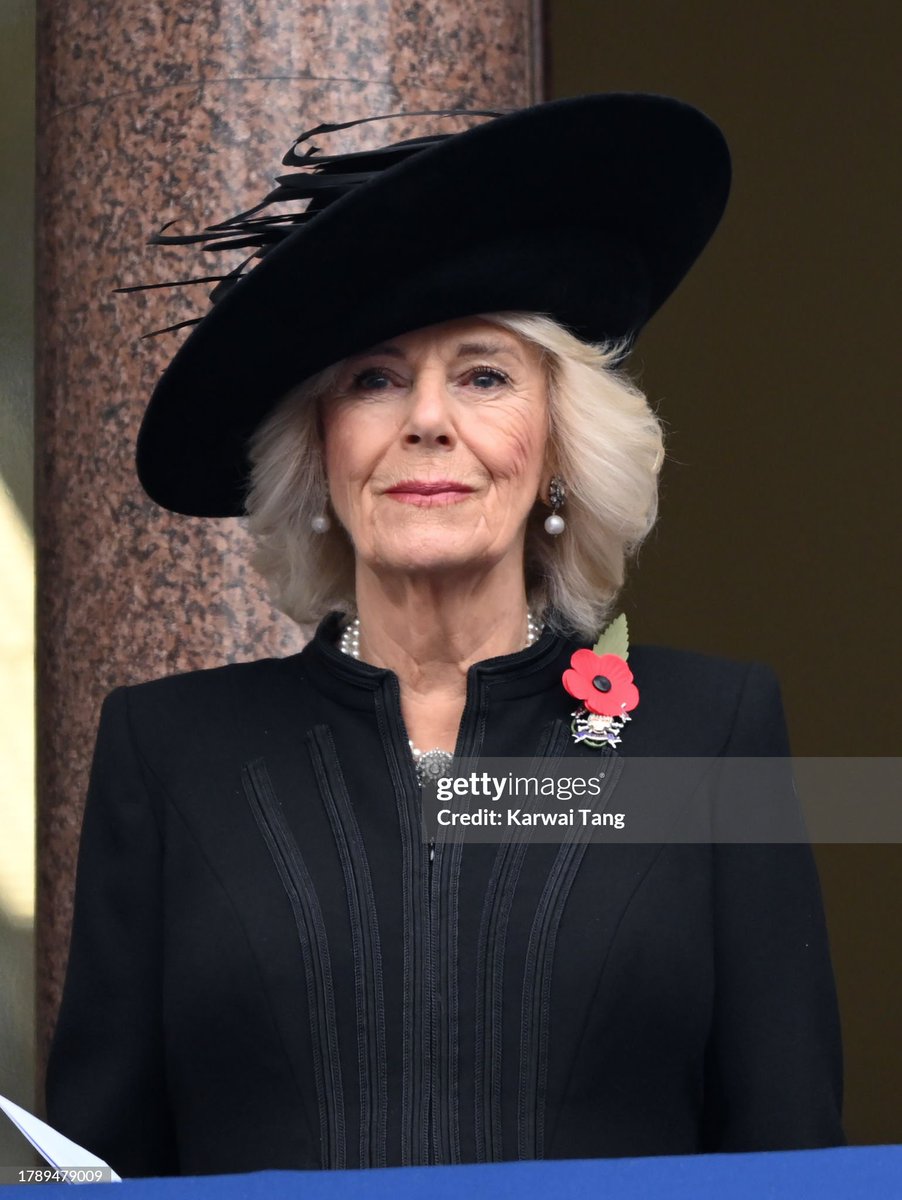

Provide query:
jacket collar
left=298, top=610, right=581, bottom=711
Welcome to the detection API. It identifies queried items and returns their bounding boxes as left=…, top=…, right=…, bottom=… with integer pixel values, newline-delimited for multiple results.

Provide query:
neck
left=352, top=561, right=534, bottom=701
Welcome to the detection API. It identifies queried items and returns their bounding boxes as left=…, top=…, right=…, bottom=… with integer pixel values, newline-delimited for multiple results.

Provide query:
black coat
left=45, top=613, right=844, bottom=1177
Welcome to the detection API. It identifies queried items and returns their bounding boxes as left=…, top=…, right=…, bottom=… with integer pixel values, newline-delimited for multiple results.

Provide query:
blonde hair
left=245, top=312, right=664, bottom=640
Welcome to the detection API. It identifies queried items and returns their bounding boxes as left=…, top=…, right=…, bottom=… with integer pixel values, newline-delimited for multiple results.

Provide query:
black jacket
left=45, top=613, right=844, bottom=1176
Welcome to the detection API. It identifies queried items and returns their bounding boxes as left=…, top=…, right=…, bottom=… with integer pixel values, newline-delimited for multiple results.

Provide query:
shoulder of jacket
left=628, top=642, right=778, bottom=683
left=623, top=643, right=784, bottom=752
left=111, top=652, right=304, bottom=712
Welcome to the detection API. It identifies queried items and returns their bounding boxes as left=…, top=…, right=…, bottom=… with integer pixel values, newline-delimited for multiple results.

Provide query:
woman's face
left=320, top=316, right=550, bottom=579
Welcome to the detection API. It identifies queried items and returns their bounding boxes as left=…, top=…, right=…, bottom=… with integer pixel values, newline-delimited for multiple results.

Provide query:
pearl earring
left=544, top=476, right=566, bottom=535
left=311, top=513, right=331, bottom=534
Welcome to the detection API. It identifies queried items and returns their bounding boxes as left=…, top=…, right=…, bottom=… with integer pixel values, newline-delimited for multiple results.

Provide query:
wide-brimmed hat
left=133, top=93, right=731, bottom=517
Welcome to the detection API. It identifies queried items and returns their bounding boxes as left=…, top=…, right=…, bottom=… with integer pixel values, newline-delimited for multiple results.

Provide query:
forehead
left=348, top=316, right=536, bottom=362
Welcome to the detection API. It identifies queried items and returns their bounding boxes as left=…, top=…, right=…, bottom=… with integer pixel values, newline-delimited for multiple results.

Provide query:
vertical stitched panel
left=373, top=685, right=427, bottom=1164
left=517, top=749, right=624, bottom=1159
left=242, top=757, right=347, bottom=1169
left=307, top=726, right=389, bottom=1168
left=473, top=718, right=569, bottom=1161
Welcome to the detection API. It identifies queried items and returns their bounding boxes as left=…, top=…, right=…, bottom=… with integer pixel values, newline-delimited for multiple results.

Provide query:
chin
left=375, top=536, right=495, bottom=575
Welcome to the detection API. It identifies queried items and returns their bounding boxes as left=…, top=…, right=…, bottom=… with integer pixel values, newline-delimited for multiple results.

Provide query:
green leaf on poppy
left=593, top=612, right=629, bottom=661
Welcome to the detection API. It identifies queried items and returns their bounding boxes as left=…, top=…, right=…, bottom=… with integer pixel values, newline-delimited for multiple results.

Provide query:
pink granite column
left=35, top=0, right=543, bottom=1086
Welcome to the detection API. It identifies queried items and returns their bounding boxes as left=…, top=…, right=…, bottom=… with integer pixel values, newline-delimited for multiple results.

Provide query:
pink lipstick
left=384, top=480, right=475, bottom=507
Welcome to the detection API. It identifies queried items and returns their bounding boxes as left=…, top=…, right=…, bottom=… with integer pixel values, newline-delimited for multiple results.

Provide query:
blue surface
left=2, top=1147, right=901, bottom=1198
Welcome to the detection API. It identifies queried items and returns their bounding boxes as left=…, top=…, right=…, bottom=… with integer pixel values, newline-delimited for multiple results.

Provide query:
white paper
left=0, top=1092, right=121, bottom=1182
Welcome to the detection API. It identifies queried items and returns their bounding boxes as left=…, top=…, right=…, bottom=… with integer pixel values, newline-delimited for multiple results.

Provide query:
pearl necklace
left=339, top=609, right=543, bottom=785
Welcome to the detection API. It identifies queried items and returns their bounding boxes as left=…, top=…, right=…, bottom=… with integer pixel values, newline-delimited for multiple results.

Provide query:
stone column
left=35, top=0, right=543, bottom=1089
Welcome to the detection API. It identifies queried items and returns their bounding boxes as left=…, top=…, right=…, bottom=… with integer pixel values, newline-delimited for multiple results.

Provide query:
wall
left=549, top=0, right=900, bottom=1145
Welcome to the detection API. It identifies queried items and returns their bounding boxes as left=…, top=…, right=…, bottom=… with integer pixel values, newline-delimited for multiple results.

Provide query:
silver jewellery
left=311, top=513, right=331, bottom=534
left=544, top=476, right=566, bottom=536
left=340, top=610, right=543, bottom=785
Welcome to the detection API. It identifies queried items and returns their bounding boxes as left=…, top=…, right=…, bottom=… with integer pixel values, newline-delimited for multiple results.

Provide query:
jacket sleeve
left=45, top=686, right=179, bottom=1177
left=700, top=662, right=845, bottom=1151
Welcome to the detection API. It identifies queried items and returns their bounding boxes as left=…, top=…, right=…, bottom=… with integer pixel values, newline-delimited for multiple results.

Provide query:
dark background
left=548, top=0, right=900, bottom=1145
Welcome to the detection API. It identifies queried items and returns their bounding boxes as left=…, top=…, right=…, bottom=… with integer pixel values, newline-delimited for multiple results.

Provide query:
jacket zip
left=383, top=669, right=483, bottom=1165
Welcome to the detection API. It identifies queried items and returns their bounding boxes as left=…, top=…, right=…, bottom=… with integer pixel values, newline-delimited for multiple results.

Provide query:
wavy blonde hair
left=245, top=312, right=664, bottom=639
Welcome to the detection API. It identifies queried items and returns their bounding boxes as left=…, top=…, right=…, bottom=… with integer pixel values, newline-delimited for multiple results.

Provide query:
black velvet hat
left=134, top=93, right=731, bottom=517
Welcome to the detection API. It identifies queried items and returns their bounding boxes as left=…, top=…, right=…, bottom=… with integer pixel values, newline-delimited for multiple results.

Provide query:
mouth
left=383, top=480, right=475, bottom=507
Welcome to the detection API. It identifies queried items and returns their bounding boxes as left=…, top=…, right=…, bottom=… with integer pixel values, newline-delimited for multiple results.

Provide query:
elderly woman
left=46, top=94, right=844, bottom=1177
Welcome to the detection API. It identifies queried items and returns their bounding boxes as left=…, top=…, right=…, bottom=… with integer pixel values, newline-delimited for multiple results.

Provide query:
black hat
left=134, top=93, right=731, bottom=517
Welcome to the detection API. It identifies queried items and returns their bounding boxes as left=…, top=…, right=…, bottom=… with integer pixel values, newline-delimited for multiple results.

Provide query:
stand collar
left=298, top=610, right=581, bottom=710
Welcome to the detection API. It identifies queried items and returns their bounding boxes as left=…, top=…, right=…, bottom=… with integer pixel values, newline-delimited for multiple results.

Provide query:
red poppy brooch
left=563, top=614, right=639, bottom=748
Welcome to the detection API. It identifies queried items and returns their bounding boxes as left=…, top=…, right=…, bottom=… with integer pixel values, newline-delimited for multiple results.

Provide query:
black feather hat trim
left=133, top=94, right=731, bottom=517
left=118, top=109, right=504, bottom=333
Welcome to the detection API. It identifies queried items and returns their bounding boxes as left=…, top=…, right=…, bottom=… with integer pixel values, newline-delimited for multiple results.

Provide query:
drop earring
left=544, top=476, right=566, bottom=535
left=311, top=512, right=331, bottom=534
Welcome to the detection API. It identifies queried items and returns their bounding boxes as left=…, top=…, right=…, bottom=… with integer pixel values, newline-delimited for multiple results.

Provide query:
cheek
left=322, top=426, right=351, bottom=488
left=322, top=407, right=378, bottom=483
left=320, top=407, right=397, bottom=525
left=472, top=405, right=548, bottom=484
left=320, top=413, right=362, bottom=525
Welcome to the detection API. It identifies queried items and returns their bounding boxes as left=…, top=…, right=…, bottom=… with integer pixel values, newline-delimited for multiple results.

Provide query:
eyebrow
left=347, top=340, right=523, bottom=362
left=457, top=341, right=523, bottom=361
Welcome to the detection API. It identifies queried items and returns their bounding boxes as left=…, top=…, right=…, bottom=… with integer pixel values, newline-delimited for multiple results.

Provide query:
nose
left=401, top=370, right=455, bottom=448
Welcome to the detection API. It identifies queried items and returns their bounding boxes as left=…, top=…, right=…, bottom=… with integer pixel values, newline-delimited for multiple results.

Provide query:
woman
left=45, top=94, right=844, bottom=1176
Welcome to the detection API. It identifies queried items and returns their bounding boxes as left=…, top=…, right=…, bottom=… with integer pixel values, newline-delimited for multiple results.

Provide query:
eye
left=348, top=366, right=394, bottom=391
left=466, top=365, right=510, bottom=389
